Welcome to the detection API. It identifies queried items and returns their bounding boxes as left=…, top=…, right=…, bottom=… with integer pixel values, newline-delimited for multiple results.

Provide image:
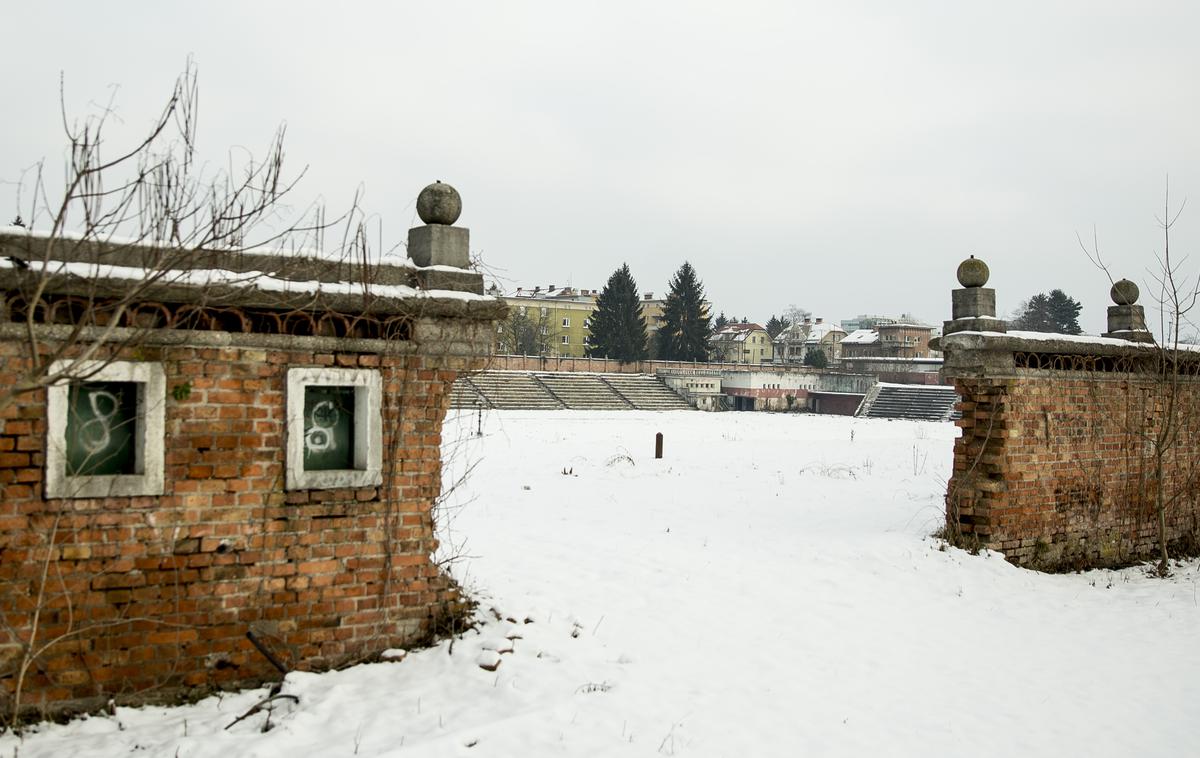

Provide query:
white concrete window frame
left=286, top=367, right=383, bottom=491
left=45, top=360, right=166, bottom=499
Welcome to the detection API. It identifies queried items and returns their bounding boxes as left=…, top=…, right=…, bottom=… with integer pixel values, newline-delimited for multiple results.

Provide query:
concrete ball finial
left=416, top=181, right=462, bottom=225
left=1111, top=278, right=1139, bottom=305
left=956, top=255, right=989, bottom=288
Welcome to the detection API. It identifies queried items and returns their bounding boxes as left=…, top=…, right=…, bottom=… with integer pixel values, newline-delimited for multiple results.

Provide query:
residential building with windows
left=840, top=328, right=879, bottom=356
left=640, top=292, right=666, bottom=338
left=710, top=322, right=775, bottom=364
left=773, top=317, right=847, bottom=363
left=495, top=284, right=600, bottom=357
left=877, top=322, right=935, bottom=359
left=494, top=284, right=711, bottom=359
left=840, top=318, right=936, bottom=360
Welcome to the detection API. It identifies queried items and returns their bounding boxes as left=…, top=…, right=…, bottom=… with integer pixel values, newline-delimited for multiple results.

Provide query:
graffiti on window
left=66, top=382, right=138, bottom=475
left=303, top=386, right=355, bottom=470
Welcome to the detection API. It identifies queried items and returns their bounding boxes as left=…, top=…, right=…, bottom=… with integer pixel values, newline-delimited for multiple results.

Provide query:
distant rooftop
left=842, top=328, right=879, bottom=345
left=504, top=284, right=599, bottom=300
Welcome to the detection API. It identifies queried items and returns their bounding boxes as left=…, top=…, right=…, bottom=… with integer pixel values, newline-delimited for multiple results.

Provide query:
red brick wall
left=0, top=341, right=474, bottom=716
left=948, top=372, right=1200, bottom=569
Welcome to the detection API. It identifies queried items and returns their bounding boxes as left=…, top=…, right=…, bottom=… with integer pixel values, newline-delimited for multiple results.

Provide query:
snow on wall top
left=0, top=255, right=493, bottom=303
left=944, top=329, right=1200, bottom=353
left=0, top=224, right=414, bottom=263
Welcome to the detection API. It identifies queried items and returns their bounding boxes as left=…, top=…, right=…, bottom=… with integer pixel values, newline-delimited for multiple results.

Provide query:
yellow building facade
left=496, top=285, right=709, bottom=358
left=498, top=286, right=599, bottom=357
left=710, top=323, right=775, bottom=364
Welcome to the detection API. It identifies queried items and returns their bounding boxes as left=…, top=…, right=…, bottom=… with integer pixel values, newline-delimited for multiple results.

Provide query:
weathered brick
left=1, top=344, right=468, bottom=716
left=945, top=371, right=1200, bottom=571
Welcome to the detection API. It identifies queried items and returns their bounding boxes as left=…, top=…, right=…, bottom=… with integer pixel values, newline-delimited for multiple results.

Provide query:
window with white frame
left=46, top=360, right=166, bottom=499
left=562, top=317, right=570, bottom=328
left=561, top=335, right=570, bottom=345
left=286, top=367, right=383, bottom=490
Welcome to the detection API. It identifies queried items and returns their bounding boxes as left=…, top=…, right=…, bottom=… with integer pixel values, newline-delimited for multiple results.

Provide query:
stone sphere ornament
left=1110, top=278, right=1139, bottom=305
left=956, top=255, right=989, bottom=288
left=416, top=181, right=462, bottom=225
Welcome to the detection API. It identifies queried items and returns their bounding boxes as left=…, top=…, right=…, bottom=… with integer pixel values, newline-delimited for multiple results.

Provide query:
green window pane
left=65, top=382, right=138, bottom=476
left=303, top=386, right=355, bottom=470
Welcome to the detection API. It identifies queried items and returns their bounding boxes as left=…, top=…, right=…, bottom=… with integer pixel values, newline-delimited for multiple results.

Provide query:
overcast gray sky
left=4, top=1, right=1200, bottom=335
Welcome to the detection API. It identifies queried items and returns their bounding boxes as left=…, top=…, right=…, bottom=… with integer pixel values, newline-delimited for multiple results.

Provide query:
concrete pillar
left=943, top=255, right=1007, bottom=335
left=407, top=181, right=470, bottom=268
left=1101, top=279, right=1153, bottom=342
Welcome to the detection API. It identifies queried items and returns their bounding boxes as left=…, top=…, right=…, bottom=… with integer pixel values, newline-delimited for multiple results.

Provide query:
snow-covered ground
left=5, top=410, right=1199, bottom=757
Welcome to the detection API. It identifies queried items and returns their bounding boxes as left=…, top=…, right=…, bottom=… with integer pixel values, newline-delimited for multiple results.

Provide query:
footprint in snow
left=480, top=639, right=514, bottom=654
left=476, top=651, right=502, bottom=671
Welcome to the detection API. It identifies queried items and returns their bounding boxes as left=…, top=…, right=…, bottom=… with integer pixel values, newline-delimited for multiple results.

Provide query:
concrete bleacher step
left=856, top=384, right=960, bottom=422
left=602, top=375, right=692, bottom=410
left=449, top=379, right=489, bottom=408
left=463, top=371, right=563, bottom=410
left=449, top=371, right=694, bottom=411
left=534, top=373, right=630, bottom=410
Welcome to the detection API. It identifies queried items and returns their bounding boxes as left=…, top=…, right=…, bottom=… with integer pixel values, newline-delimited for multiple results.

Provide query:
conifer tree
left=803, top=347, right=829, bottom=368
left=765, top=314, right=791, bottom=338
left=1011, top=293, right=1055, bottom=331
left=1011, top=289, right=1083, bottom=334
left=1046, top=289, right=1083, bottom=334
left=586, top=263, right=648, bottom=362
left=655, top=262, right=712, bottom=362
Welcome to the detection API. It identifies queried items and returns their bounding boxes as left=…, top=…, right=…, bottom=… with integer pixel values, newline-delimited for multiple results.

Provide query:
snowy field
left=5, top=410, right=1199, bottom=757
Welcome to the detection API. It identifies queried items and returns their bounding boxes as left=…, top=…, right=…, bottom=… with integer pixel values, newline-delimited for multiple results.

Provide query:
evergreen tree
left=586, top=263, right=648, bottom=362
left=655, top=262, right=712, bottom=362
left=1012, top=294, right=1054, bottom=331
left=803, top=347, right=829, bottom=368
left=765, top=314, right=791, bottom=338
left=1012, top=289, right=1083, bottom=334
left=1046, top=289, right=1083, bottom=334
left=714, top=312, right=729, bottom=331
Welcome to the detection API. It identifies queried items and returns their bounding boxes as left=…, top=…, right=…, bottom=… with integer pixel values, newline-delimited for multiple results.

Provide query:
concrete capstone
left=407, top=225, right=470, bottom=269
left=1102, top=304, right=1152, bottom=342
left=951, top=287, right=997, bottom=320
